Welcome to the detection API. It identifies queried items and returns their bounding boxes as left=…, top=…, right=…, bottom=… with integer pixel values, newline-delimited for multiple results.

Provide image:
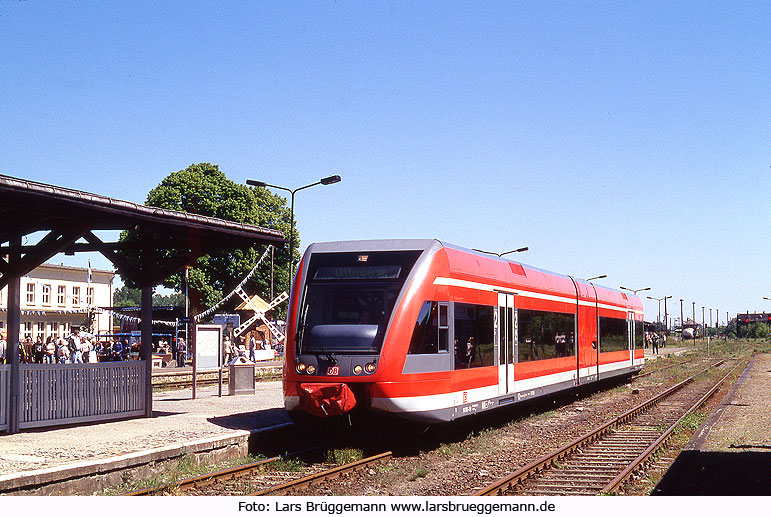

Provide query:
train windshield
left=297, top=250, right=421, bottom=355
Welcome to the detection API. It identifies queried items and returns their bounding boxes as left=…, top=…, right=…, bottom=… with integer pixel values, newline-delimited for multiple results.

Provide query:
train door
left=497, top=292, right=516, bottom=396
left=589, top=284, right=600, bottom=381
left=628, top=312, right=635, bottom=364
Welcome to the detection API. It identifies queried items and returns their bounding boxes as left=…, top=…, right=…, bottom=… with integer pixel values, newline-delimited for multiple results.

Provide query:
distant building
left=0, top=263, right=114, bottom=340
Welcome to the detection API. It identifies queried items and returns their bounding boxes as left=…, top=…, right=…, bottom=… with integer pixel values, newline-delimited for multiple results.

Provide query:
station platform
left=653, top=353, right=771, bottom=495
left=0, top=380, right=291, bottom=495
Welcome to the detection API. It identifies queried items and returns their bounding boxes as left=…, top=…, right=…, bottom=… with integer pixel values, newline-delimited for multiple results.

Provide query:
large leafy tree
left=120, top=163, right=295, bottom=317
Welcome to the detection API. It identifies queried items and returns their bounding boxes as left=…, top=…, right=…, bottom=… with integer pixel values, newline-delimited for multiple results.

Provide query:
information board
left=195, top=324, right=222, bottom=369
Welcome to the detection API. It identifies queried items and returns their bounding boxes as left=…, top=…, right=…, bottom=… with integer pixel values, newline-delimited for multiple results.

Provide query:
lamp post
left=620, top=286, right=650, bottom=295
left=586, top=274, right=607, bottom=282
left=647, top=296, right=665, bottom=329
left=473, top=247, right=529, bottom=257
left=247, top=175, right=341, bottom=284
left=680, top=299, right=684, bottom=333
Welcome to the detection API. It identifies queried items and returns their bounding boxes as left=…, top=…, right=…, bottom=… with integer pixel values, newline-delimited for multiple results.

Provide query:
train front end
left=283, top=240, right=431, bottom=419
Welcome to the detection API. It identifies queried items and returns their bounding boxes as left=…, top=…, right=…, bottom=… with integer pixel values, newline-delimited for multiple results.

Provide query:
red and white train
left=283, top=240, right=644, bottom=422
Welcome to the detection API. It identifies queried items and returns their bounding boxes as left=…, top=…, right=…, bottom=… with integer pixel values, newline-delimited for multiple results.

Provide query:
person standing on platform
left=57, top=338, right=69, bottom=363
left=176, top=337, right=187, bottom=367
left=44, top=337, right=56, bottom=364
left=223, top=335, right=233, bottom=365
left=68, top=328, right=83, bottom=364
left=248, top=334, right=257, bottom=362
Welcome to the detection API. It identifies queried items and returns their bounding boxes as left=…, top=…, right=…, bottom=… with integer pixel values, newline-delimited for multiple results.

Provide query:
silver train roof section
left=304, top=239, right=439, bottom=254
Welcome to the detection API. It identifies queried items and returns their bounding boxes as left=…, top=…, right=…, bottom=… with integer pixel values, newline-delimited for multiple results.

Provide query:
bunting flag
left=192, top=245, right=274, bottom=322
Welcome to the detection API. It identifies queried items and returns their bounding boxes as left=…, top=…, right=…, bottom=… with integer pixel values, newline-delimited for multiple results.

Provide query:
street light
left=586, top=274, right=607, bottom=281
left=620, top=286, right=651, bottom=295
left=246, top=175, right=341, bottom=283
left=473, top=247, right=529, bottom=256
left=648, top=296, right=665, bottom=326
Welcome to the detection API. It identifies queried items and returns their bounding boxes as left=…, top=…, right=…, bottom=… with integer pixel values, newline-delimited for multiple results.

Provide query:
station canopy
left=0, top=174, right=285, bottom=288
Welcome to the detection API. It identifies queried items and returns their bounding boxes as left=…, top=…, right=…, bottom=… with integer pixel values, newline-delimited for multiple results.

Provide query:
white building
left=0, top=263, right=114, bottom=340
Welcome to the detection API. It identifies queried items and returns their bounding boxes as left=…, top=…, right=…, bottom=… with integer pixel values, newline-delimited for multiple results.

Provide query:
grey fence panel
left=17, top=361, right=146, bottom=430
left=0, top=365, right=9, bottom=432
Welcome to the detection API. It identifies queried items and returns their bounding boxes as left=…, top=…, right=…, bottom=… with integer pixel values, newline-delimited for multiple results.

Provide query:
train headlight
left=306, top=365, right=316, bottom=375
left=365, top=362, right=377, bottom=373
left=353, top=364, right=363, bottom=375
left=296, top=363, right=306, bottom=374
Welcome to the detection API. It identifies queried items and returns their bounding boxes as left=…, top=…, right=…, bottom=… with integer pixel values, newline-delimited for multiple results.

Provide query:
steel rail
left=474, top=360, right=724, bottom=496
left=600, top=358, right=748, bottom=494
left=247, top=451, right=393, bottom=496
left=122, top=445, right=322, bottom=496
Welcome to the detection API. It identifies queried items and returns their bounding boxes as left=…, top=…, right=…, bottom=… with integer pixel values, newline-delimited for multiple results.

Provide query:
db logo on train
left=327, top=366, right=340, bottom=376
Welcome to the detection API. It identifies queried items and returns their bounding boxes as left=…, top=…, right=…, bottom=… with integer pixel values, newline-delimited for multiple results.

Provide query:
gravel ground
left=700, top=354, right=771, bottom=451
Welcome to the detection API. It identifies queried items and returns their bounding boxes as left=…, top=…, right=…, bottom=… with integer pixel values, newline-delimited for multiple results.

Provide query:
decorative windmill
left=232, top=286, right=289, bottom=344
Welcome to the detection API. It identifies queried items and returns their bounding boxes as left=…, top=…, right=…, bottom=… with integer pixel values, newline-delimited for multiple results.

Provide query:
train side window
left=599, top=316, right=628, bottom=352
left=408, top=301, right=448, bottom=354
left=454, top=303, right=494, bottom=369
left=634, top=319, right=644, bottom=349
left=517, top=309, right=575, bottom=362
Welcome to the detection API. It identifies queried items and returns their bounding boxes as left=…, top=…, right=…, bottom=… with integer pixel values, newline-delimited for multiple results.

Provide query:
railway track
left=474, top=359, right=745, bottom=496
left=247, top=451, right=393, bottom=496
left=123, top=448, right=392, bottom=496
left=151, top=366, right=282, bottom=390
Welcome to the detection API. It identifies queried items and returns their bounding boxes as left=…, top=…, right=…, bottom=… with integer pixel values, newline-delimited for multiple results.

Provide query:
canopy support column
left=7, top=235, right=21, bottom=434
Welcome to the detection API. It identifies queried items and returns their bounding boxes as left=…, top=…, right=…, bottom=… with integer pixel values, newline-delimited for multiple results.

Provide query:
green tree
left=114, top=285, right=185, bottom=308
left=114, top=285, right=142, bottom=307
left=120, top=163, right=295, bottom=317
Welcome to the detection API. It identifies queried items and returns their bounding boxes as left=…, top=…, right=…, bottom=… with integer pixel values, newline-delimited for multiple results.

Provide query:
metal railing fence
left=0, top=361, right=146, bottom=431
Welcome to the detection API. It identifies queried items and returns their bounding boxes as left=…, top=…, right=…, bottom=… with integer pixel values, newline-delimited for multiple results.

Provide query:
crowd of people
left=0, top=328, right=273, bottom=367
left=222, top=332, right=275, bottom=365
left=644, top=331, right=666, bottom=354
left=0, top=328, right=134, bottom=365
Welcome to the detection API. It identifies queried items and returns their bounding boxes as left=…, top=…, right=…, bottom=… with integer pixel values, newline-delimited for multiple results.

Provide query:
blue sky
left=2, top=1, right=770, bottom=325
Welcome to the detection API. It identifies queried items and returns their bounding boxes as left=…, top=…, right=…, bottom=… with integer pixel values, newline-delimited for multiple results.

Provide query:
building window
left=26, top=283, right=35, bottom=305
left=58, top=285, right=66, bottom=306
left=86, top=287, right=94, bottom=306
left=23, top=321, right=32, bottom=339
left=42, top=284, right=51, bottom=306
left=72, top=286, right=80, bottom=307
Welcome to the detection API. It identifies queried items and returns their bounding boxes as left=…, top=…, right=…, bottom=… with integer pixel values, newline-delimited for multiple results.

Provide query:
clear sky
left=2, top=1, right=770, bottom=325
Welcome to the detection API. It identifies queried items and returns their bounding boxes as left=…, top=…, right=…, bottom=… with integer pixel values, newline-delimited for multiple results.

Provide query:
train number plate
left=327, top=366, right=339, bottom=376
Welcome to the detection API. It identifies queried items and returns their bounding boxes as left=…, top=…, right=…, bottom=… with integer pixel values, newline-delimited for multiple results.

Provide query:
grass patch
left=408, top=467, right=428, bottom=481
left=271, top=457, right=305, bottom=472
left=325, top=448, right=364, bottom=465
left=97, top=452, right=264, bottom=495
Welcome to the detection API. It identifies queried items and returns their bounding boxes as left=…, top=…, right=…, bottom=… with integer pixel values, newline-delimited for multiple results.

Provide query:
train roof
left=307, top=239, right=636, bottom=294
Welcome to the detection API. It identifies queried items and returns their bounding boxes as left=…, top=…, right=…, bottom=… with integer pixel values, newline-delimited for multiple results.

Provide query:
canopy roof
left=0, top=174, right=285, bottom=287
